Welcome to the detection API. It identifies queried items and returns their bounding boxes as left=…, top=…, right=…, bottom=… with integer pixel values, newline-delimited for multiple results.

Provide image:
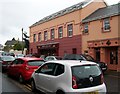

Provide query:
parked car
left=31, top=60, right=106, bottom=94
left=45, top=56, right=62, bottom=61
left=15, top=54, right=25, bottom=58
left=7, top=57, right=45, bottom=83
left=63, top=54, right=107, bottom=72
left=0, top=56, right=15, bottom=72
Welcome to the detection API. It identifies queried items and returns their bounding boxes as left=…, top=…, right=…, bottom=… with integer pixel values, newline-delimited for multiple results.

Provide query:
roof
left=46, top=60, right=97, bottom=67
left=5, top=40, right=17, bottom=45
left=17, top=57, right=44, bottom=61
left=30, top=0, right=92, bottom=28
left=82, top=3, right=120, bottom=23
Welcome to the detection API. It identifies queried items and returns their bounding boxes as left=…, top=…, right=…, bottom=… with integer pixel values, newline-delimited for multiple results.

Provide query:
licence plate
left=86, top=91, right=98, bottom=94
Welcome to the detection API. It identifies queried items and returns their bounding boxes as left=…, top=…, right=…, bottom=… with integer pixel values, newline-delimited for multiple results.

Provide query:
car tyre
left=56, top=90, right=65, bottom=94
left=31, top=79, right=36, bottom=92
left=19, top=74, right=24, bottom=83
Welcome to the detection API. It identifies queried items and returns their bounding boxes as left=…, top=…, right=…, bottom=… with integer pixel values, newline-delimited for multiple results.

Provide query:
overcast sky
left=0, top=0, right=119, bottom=45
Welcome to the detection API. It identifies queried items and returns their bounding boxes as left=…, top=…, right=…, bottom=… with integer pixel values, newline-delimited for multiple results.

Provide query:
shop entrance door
left=108, top=47, right=118, bottom=70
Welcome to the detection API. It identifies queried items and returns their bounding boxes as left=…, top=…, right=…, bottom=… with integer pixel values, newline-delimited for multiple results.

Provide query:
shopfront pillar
left=117, top=46, right=120, bottom=72
left=100, top=48, right=106, bottom=63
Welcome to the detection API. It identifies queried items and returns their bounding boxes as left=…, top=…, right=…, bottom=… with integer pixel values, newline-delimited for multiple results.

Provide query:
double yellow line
left=24, top=84, right=32, bottom=91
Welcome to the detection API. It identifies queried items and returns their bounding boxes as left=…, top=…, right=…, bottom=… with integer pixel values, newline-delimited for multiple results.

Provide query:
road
left=104, top=71, right=120, bottom=93
left=1, top=72, right=31, bottom=93
left=1, top=71, right=120, bottom=93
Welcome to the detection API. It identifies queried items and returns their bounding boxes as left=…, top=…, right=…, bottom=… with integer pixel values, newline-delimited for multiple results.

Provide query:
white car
left=31, top=60, right=106, bottom=94
left=45, top=56, right=62, bottom=61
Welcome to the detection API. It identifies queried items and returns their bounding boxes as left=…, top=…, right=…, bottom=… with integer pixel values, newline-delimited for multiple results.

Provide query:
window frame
left=38, top=32, right=41, bottom=42
left=67, top=24, right=73, bottom=37
left=58, top=26, right=63, bottom=38
left=44, top=31, right=48, bottom=41
left=83, top=23, right=89, bottom=34
left=103, top=18, right=110, bottom=31
left=51, top=29, right=55, bottom=40
left=33, top=34, right=36, bottom=42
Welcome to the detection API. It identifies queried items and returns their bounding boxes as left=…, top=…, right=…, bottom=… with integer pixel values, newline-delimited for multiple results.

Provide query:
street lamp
left=22, top=28, right=23, bottom=54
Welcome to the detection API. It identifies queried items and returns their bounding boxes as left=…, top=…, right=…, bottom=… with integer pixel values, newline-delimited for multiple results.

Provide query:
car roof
left=46, top=60, right=97, bottom=67
left=16, top=57, right=43, bottom=61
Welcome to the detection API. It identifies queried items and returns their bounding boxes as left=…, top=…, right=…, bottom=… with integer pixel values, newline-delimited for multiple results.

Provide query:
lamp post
left=22, top=28, right=23, bottom=54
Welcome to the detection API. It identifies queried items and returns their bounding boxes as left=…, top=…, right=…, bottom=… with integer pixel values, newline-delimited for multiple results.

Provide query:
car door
left=46, top=64, right=65, bottom=92
left=34, top=63, right=56, bottom=93
left=9, top=59, right=19, bottom=76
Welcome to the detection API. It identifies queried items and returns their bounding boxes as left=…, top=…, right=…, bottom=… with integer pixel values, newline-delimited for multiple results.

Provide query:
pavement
left=104, top=70, right=120, bottom=77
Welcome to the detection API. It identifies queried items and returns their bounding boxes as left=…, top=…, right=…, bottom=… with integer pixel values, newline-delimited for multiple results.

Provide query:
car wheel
left=31, top=79, right=36, bottom=92
left=56, top=90, right=65, bottom=94
left=19, top=74, right=24, bottom=83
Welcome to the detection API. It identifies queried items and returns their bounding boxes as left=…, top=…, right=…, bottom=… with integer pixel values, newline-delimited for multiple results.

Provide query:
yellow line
left=23, top=85, right=32, bottom=91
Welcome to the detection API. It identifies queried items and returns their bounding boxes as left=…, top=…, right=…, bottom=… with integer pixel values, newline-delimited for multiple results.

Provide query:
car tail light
left=72, top=76, right=78, bottom=89
left=101, top=73, right=104, bottom=84
left=2, top=61, right=6, bottom=64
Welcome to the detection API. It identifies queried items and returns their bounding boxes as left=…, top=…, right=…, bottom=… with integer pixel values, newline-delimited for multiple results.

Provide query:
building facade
left=29, top=0, right=107, bottom=57
left=82, top=3, right=120, bottom=71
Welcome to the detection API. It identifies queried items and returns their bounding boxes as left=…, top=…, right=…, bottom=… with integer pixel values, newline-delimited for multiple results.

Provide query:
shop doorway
left=108, top=47, right=118, bottom=70
left=95, top=48, right=100, bottom=62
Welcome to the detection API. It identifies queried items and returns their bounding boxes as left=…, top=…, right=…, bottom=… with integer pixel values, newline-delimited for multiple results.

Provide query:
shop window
left=58, top=26, right=63, bottom=38
left=38, top=32, right=41, bottom=42
left=103, top=18, right=110, bottom=31
left=110, top=50, right=118, bottom=65
left=44, top=31, right=48, bottom=41
left=51, top=29, right=55, bottom=40
left=67, top=24, right=73, bottom=37
left=33, top=34, right=36, bottom=42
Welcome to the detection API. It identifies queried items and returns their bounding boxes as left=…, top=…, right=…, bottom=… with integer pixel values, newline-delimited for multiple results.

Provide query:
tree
left=13, top=42, right=24, bottom=51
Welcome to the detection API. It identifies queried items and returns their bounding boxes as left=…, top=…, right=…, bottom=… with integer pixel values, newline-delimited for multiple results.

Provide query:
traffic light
left=23, top=32, right=29, bottom=50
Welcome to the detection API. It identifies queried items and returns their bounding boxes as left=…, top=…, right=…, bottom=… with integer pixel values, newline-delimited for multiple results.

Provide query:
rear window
left=1, top=56, right=15, bottom=61
left=27, top=60, right=45, bottom=66
left=72, top=65, right=101, bottom=78
left=63, top=54, right=84, bottom=60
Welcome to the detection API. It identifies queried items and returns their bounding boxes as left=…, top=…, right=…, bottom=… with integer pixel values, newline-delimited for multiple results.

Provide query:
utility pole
left=22, top=28, right=23, bottom=54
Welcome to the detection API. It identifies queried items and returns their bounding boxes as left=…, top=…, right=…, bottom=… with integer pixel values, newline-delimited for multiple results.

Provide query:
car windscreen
left=63, top=54, right=84, bottom=60
left=72, top=65, right=101, bottom=78
left=27, top=60, right=45, bottom=66
left=1, top=56, right=15, bottom=61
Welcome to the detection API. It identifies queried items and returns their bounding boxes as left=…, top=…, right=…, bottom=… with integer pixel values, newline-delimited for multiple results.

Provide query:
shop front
left=37, top=42, right=59, bottom=57
left=88, top=38, right=120, bottom=71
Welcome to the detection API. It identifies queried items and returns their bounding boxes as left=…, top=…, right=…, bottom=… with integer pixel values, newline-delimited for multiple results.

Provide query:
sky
left=0, top=0, right=119, bottom=45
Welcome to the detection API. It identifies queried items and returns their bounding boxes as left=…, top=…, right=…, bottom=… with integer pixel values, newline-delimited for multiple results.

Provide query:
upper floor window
left=83, top=23, right=88, bottom=34
left=58, top=26, right=63, bottom=38
left=103, top=18, right=110, bottom=31
left=33, top=34, right=36, bottom=42
left=51, top=29, right=55, bottom=40
left=67, top=24, right=73, bottom=37
left=44, top=31, right=48, bottom=41
left=38, top=32, right=41, bottom=42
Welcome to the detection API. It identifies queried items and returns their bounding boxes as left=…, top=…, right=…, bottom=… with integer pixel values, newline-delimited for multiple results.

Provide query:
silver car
left=31, top=60, right=106, bottom=94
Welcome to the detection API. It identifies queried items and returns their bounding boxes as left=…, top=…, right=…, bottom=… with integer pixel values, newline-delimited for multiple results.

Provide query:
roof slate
left=30, top=0, right=91, bottom=28
left=82, top=3, right=120, bottom=23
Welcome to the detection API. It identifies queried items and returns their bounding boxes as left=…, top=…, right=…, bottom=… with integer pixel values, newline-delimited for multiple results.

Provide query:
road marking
left=23, top=84, right=32, bottom=91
